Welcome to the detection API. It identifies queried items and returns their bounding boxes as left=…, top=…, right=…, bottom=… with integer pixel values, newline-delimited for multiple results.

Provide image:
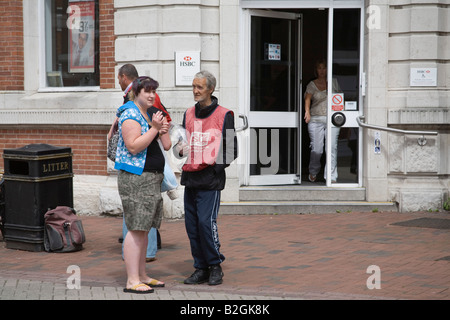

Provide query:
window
left=44, top=0, right=99, bottom=88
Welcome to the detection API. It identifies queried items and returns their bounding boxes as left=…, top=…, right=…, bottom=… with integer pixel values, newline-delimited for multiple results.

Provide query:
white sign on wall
left=410, top=68, right=437, bottom=87
left=175, top=51, right=200, bottom=86
left=374, top=131, right=381, bottom=154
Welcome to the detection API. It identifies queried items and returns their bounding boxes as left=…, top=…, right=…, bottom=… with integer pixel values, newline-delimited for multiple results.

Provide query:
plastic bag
left=157, top=139, right=179, bottom=200
left=169, top=123, right=189, bottom=171
left=169, top=123, right=187, bottom=146
left=161, top=161, right=178, bottom=192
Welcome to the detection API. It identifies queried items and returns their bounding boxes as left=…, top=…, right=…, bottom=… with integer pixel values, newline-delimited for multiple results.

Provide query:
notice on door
left=265, top=43, right=281, bottom=61
left=332, top=93, right=344, bottom=111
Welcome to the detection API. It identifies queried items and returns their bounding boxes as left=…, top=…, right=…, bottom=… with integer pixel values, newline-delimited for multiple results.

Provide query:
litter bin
left=2, top=144, right=73, bottom=251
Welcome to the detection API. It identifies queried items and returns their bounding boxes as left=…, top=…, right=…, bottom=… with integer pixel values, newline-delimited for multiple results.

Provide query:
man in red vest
left=179, top=71, right=237, bottom=286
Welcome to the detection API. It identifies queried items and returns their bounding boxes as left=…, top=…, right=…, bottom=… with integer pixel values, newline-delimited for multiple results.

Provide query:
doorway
left=241, top=6, right=363, bottom=187
left=247, top=10, right=301, bottom=185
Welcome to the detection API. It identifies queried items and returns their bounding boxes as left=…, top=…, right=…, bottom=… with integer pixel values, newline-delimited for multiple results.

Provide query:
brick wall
left=99, top=0, right=116, bottom=89
left=0, top=128, right=109, bottom=176
left=0, top=0, right=24, bottom=91
left=0, top=0, right=116, bottom=177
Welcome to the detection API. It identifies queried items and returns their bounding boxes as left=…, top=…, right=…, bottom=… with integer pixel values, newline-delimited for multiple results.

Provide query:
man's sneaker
left=184, top=268, right=209, bottom=285
left=208, top=264, right=223, bottom=286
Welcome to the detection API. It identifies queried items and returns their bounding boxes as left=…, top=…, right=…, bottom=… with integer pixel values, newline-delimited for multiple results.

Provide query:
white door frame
left=238, top=0, right=365, bottom=187
left=326, top=5, right=365, bottom=187
left=240, top=9, right=302, bottom=186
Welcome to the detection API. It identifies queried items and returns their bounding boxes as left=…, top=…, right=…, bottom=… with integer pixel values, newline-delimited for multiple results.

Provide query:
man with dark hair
left=109, top=64, right=171, bottom=139
left=108, top=64, right=139, bottom=141
left=117, top=64, right=139, bottom=103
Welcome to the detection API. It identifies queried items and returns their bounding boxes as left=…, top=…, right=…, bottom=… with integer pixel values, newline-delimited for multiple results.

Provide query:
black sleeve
left=147, top=106, right=168, bottom=119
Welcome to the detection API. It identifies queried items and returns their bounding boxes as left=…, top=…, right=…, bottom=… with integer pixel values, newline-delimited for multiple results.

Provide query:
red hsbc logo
left=180, top=56, right=196, bottom=67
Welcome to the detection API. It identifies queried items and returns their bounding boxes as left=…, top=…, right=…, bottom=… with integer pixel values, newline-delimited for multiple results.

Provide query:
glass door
left=247, top=10, right=302, bottom=185
left=327, top=8, right=363, bottom=186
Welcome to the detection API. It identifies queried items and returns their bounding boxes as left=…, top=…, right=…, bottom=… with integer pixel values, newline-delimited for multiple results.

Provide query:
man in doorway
left=179, top=70, right=238, bottom=285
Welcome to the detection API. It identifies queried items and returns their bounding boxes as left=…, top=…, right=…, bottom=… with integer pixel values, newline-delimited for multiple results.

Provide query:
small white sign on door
left=345, top=101, right=357, bottom=111
left=175, top=51, right=200, bottom=86
left=332, top=93, right=344, bottom=111
left=267, top=44, right=281, bottom=61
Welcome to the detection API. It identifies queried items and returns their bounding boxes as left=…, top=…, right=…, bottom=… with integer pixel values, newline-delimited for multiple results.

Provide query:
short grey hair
left=194, top=70, right=216, bottom=92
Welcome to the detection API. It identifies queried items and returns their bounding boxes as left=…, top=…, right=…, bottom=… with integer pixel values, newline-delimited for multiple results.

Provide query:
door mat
left=435, top=256, right=450, bottom=261
left=390, top=217, right=450, bottom=230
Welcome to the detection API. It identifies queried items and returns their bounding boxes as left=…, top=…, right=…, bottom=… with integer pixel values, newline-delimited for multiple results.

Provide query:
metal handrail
left=357, top=116, right=438, bottom=146
left=236, top=114, right=437, bottom=144
left=357, top=116, right=438, bottom=135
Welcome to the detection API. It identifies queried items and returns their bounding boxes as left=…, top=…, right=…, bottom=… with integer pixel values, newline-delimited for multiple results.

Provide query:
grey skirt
left=118, top=170, right=164, bottom=231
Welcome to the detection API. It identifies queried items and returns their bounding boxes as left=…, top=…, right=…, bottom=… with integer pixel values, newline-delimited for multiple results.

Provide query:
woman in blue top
left=115, top=76, right=171, bottom=294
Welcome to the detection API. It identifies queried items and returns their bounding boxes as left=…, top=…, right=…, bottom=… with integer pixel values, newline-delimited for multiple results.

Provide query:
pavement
left=1, top=210, right=450, bottom=305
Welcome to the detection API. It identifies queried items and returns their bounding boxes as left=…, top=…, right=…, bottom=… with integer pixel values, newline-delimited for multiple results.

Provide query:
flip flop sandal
left=143, top=278, right=165, bottom=288
left=123, top=283, right=154, bottom=294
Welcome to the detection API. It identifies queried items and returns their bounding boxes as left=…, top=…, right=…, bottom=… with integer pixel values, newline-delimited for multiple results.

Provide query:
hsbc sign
left=175, top=51, right=200, bottom=86
left=180, top=56, right=196, bottom=67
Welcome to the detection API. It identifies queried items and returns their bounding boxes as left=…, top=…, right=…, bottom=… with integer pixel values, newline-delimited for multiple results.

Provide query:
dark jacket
left=180, top=96, right=238, bottom=190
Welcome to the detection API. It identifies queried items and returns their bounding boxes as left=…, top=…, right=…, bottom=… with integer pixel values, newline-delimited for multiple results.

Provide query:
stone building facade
left=0, top=0, right=448, bottom=216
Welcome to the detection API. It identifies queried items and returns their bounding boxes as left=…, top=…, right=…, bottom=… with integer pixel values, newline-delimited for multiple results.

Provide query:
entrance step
left=239, top=186, right=366, bottom=201
left=219, top=186, right=398, bottom=214
left=219, top=200, right=398, bottom=215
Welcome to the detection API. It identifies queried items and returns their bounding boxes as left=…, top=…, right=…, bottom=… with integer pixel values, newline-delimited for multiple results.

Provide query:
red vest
left=182, top=105, right=232, bottom=172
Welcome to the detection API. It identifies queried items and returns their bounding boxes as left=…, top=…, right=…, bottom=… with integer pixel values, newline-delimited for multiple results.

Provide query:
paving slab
left=1, top=211, right=450, bottom=302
